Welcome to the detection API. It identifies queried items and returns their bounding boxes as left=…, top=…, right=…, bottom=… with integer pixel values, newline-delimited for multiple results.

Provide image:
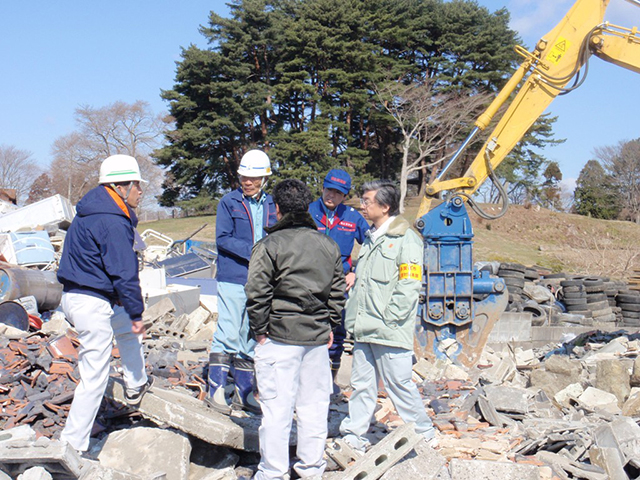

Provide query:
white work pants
left=253, top=339, right=332, bottom=480
left=60, top=292, right=147, bottom=451
left=339, top=341, right=435, bottom=450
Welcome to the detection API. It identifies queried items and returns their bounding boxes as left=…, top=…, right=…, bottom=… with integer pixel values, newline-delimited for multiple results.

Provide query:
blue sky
left=2, top=0, right=639, bottom=192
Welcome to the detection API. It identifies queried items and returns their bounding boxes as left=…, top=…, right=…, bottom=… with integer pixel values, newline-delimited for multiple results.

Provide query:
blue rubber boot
left=231, top=357, right=261, bottom=414
left=205, top=352, right=233, bottom=415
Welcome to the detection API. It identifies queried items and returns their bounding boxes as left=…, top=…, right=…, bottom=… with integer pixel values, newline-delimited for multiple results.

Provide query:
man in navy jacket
left=207, top=149, right=278, bottom=414
left=58, top=154, right=152, bottom=452
left=308, top=169, right=369, bottom=390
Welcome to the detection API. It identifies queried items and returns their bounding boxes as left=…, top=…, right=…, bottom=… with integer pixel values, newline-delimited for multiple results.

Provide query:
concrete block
left=338, top=423, right=422, bottom=480
left=536, top=451, right=607, bottom=480
left=589, top=447, right=628, bottom=480
left=105, top=378, right=260, bottom=451
left=79, top=463, right=144, bottom=480
left=488, top=312, right=532, bottom=343
left=0, top=437, right=84, bottom=478
left=443, top=364, right=469, bottom=381
left=594, top=417, right=640, bottom=468
left=380, top=439, right=447, bottom=480
left=0, top=471, right=11, bottom=480
left=143, top=297, right=176, bottom=325
left=578, top=387, right=621, bottom=414
left=449, top=459, right=540, bottom=480
left=184, top=306, right=211, bottom=335
left=17, top=467, right=53, bottom=480
left=97, top=427, right=191, bottom=480
left=483, top=385, right=531, bottom=414
left=595, top=359, right=630, bottom=407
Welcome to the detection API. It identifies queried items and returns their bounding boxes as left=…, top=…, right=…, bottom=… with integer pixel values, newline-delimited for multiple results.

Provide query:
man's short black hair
left=273, top=179, right=313, bottom=214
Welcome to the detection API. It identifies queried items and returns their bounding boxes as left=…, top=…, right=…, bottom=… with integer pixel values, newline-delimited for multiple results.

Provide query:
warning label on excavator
left=546, top=37, right=571, bottom=65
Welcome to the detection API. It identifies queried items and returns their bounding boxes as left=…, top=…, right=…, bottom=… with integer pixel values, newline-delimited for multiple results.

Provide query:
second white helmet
left=237, top=150, right=272, bottom=177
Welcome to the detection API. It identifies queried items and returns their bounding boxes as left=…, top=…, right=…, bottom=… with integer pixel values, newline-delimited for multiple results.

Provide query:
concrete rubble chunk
left=187, top=323, right=216, bottom=342
left=184, top=306, right=211, bottom=335
left=449, top=458, right=540, bottom=480
left=483, top=385, right=531, bottom=414
left=630, top=356, right=640, bottom=387
left=554, top=383, right=585, bottom=407
left=621, top=388, right=640, bottom=417
left=380, top=438, right=447, bottom=480
left=142, top=297, right=176, bottom=326
left=588, top=447, right=629, bottom=480
left=104, top=378, right=260, bottom=451
left=595, top=359, right=630, bottom=407
left=79, top=463, right=144, bottom=480
left=337, top=423, right=422, bottom=480
left=536, top=451, right=607, bottom=480
left=594, top=417, right=640, bottom=469
left=97, top=427, right=191, bottom=480
left=480, top=354, right=517, bottom=384
left=0, top=426, right=37, bottom=445
left=40, top=316, right=72, bottom=336
left=578, top=387, right=621, bottom=414
left=0, top=437, right=85, bottom=479
left=477, top=395, right=517, bottom=427
left=198, top=467, right=237, bottom=480
left=530, top=355, right=583, bottom=400
left=17, top=467, right=53, bottom=480
left=0, top=471, right=11, bottom=480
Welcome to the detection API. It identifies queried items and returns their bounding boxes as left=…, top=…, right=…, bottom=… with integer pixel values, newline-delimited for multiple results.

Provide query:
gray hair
left=361, top=180, right=400, bottom=216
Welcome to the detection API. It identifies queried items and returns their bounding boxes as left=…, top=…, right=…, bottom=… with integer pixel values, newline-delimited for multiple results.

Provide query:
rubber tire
left=561, top=280, right=583, bottom=287
left=617, top=294, right=640, bottom=304
left=564, top=298, right=588, bottom=306
left=618, top=303, right=640, bottom=312
left=563, top=286, right=585, bottom=293
left=499, top=262, right=526, bottom=273
left=498, top=270, right=526, bottom=279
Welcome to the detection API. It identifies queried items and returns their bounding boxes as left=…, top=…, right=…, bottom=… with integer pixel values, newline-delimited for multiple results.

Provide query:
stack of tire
left=616, top=290, right=640, bottom=328
left=560, top=279, right=592, bottom=324
left=524, top=267, right=540, bottom=283
left=498, top=262, right=526, bottom=308
left=604, top=279, right=626, bottom=323
left=582, top=277, right=616, bottom=324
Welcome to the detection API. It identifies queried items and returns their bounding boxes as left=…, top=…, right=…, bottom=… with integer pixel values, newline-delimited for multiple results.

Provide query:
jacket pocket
left=255, top=360, right=278, bottom=401
left=369, top=243, right=400, bottom=283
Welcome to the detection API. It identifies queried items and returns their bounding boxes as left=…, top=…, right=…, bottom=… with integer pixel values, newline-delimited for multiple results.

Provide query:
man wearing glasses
left=339, top=180, right=436, bottom=451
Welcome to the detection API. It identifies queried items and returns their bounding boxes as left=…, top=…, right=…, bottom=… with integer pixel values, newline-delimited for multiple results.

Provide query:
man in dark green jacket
left=246, top=179, right=345, bottom=480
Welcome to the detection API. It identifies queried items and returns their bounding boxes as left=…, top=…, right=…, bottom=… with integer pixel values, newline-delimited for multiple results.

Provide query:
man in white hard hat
left=207, top=149, right=278, bottom=414
left=57, top=154, right=152, bottom=452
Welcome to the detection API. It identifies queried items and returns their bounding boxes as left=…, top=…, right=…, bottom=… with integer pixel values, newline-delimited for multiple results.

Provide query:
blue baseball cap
left=323, top=169, right=351, bottom=195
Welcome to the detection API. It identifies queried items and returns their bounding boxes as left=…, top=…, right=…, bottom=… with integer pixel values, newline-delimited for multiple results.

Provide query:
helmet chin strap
left=109, top=182, right=133, bottom=204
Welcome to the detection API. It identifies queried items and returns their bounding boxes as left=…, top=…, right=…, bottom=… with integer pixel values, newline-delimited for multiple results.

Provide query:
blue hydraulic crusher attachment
left=414, top=196, right=507, bottom=367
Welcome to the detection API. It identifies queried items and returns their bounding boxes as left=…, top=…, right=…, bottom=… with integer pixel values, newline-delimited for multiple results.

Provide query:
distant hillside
left=141, top=196, right=640, bottom=279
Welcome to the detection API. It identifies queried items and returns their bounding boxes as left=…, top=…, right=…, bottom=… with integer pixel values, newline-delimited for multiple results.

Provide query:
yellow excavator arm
left=418, top=0, right=640, bottom=218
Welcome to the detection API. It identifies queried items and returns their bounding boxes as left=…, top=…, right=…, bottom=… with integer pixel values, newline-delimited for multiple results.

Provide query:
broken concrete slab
left=449, top=458, right=540, bottom=480
left=183, top=306, right=211, bottom=336
left=530, top=355, right=583, bottom=401
left=105, top=378, right=260, bottom=451
left=97, top=427, right=191, bottom=480
left=380, top=439, right=447, bottom=480
left=40, top=316, right=72, bottom=336
left=595, top=359, right=630, bottom=407
left=480, top=355, right=517, bottom=385
left=78, top=462, right=144, bottom=480
left=483, top=385, right=531, bottom=414
left=589, top=447, right=628, bottom=480
left=338, top=423, right=422, bottom=480
left=578, top=387, right=621, bottom=414
left=0, top=437, right=85, bottom=478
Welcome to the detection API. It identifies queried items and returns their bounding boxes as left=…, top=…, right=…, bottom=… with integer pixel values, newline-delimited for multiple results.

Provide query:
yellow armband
left=399, top=263, right=422, bottom=281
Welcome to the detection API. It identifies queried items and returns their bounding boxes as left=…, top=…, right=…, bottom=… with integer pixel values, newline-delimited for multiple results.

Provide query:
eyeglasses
left=359, top=198, right=376, bottom=207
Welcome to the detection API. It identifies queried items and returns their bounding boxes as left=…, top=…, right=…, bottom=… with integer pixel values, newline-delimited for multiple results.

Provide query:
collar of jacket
left=265, top=211, right=317, bottom=234
left=380, top=215, right=411, bottom=237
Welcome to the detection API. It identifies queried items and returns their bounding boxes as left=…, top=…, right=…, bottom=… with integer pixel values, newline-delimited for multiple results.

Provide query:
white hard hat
left=237, top=150, right=272, bottom=177
left=99, top=155, right=146, bottom=184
